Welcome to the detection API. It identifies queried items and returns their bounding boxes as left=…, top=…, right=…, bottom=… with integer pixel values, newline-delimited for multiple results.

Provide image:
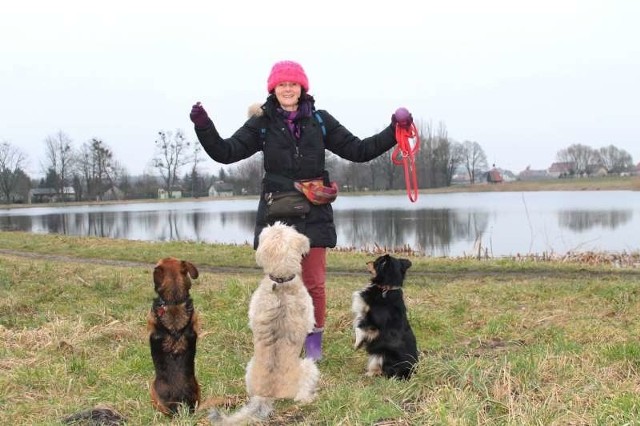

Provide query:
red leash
left=392, top=123, right=420, bottom=202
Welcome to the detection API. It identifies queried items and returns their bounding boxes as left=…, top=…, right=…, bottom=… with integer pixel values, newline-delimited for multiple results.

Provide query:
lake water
left=1, top=191, right=639, bottom=257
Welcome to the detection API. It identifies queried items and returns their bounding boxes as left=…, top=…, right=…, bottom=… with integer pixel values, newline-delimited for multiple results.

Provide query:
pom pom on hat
left=267, top=60, right=309, bottom=93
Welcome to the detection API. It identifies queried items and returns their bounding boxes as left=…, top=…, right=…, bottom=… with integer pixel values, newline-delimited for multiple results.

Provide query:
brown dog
left=147, top=257, right=200, bottom=415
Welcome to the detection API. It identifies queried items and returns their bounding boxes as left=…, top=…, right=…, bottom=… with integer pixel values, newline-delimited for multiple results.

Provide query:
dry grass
left=1, top=237, right=640, bottom=424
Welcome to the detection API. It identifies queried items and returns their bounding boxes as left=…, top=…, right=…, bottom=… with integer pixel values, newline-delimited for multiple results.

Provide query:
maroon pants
left=301, top=247, right=327, bottom=329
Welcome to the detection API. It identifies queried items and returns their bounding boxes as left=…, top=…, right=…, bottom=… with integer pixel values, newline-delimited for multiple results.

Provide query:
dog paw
left=354, top=329, right=365, bottom=349
left=294, top=393, right=317, bottom=404
left=207, top=409, right=223, bottom=424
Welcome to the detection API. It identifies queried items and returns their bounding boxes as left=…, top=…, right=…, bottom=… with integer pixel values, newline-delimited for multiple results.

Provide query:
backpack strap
left=259, top=116, right=268, bottom=146
left=314, top=111, right=326, bottom=138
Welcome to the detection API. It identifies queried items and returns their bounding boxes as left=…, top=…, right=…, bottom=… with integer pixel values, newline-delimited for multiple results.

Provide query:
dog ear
left=255, top=223, right=286, bottom=268
left=295, top=233, right=311, bottom=258
left=374, top=254, right=390, bottom=272
left=183, top=261, right=199, bottom=280
left=255, top=234, right=270, bottom=268
left=400, top=259, right=412, bottom=273
left=153, top=265, right=164, bottom=290
left=366, top=261, right=376, bottom=277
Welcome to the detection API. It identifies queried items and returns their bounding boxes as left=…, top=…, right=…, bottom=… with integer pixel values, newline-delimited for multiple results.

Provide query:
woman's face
left=274, top=82, right=302, bottom=111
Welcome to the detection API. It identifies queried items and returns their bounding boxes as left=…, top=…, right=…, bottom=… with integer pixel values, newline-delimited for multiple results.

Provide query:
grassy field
left=1, top=232, right=640, bottom=425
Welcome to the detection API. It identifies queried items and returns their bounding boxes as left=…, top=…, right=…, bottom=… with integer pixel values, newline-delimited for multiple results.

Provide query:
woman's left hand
left=391, top=107, right=413, bottom=129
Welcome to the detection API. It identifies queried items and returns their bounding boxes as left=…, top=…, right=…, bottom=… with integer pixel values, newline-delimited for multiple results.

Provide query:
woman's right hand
left=190, top=102, right=212, bottom=129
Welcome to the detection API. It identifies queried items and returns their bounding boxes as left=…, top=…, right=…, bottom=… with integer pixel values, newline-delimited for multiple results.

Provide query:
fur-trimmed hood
left=247, top=102, right=264, bottom=119
left=247, top=94, right=317, bottom=119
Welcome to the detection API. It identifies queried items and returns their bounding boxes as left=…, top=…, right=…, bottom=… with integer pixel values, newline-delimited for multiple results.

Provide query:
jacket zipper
left=282, top=126, right=300, bottom=158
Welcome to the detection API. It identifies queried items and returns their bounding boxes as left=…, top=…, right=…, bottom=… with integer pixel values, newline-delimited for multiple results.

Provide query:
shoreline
left=1, top=176, right=639, bottom=210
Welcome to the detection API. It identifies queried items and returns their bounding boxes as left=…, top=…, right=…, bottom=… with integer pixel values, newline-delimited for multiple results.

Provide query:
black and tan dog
left=351, top=254, right=418, bottom=379
left=148, top=257, right=200, bottom=415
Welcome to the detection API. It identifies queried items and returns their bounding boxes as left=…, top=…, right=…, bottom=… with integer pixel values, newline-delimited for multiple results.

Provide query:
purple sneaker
left=304, top=330, right=323, bottom=361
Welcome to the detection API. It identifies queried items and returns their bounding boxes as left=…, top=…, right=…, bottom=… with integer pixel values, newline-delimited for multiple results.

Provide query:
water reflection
left=337, top=208, right=490, bottom=256
left=558, top=210, right=632, bottom=232
left=1, top=192, right=639, bottom=256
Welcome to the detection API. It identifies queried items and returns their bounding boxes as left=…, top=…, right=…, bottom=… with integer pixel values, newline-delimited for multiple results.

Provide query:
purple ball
left=394, top=107, right=410, bottom=122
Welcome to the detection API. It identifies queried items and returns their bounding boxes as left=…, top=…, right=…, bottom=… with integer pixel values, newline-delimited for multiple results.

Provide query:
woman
left=190, top=60, right=413, bottom=361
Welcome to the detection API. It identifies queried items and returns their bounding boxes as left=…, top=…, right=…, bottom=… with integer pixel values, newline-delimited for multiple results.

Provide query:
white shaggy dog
left=209, top=222, right=319, bottom=425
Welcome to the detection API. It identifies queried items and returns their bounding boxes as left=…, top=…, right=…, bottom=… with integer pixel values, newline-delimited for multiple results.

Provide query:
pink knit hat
left=267, top=60, right=309, bottom=93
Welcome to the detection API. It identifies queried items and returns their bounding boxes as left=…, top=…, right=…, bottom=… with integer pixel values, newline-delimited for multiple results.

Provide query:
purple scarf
left=277, top=98, right=313, bottom=140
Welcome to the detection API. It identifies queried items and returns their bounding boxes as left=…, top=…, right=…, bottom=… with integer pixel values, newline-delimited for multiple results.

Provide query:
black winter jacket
left=195, top=96, right=398, bottom=249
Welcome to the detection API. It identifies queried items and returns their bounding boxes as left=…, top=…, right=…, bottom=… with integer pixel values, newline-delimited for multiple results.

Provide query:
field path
left=2, top=248, right=640, bottom=280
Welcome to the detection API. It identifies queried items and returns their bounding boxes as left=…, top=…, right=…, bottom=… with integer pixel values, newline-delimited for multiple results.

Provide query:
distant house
left=450, top=165, right=471, bottom=185
left=450, top=173, right=470, bottom=185
left=102, top=186, right=125, bottom=201
left=518, top=166, right=549, bottom=181
left=157, top=188, right=182, bottom=199
left=548, top=162, right=575, bottom=178
left=28, top=187, right=76, bottom=204
left=500, top=169, right=517, bottom=182
left=486, top=166, right=503, bottom=184
left=209, top=181, right=234, bottom=197
left=585, top=164, right=608, bottom=177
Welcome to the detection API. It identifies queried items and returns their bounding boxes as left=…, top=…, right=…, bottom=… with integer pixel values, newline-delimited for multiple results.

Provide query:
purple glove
left=391, top=107, right=413, bottom=129
left=190, top=102, right=212, bottom=129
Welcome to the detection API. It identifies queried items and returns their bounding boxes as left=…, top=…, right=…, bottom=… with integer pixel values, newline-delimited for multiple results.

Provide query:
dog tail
left=208, top=396, right=273, bottom=425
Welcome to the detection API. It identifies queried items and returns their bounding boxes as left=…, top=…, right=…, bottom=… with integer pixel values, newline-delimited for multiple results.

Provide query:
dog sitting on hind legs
left=209, top=222, right=319, bottom=425
left=148, top=257, right=201, bottom=415
left=351, top=254, right=418, bottom=379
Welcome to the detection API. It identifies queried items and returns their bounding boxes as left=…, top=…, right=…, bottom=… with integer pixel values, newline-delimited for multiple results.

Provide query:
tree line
left=556, top=143, right=635, bottom=176
left=0, top=123, right=635, bottom=203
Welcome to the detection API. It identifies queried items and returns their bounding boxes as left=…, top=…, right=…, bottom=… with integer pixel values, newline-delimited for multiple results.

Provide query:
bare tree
left=597, top=145, right=634, bottom=174
left=78, top=138, right=117, bottom=200
left=367, top=149, right=400, bottom=190
left=153, top=130, right=192, bottom=192
left=431, top=122, right=453, bottom=188
left=227, top=154, right=263, bottom=195
left=413, top=120, right=456, bottom=188
left=556, top=143, right=598, bottom=176
left=188, top=143, right=204, bottom=196
left=0, top=141, right=28, bottom=202
left=324, top=151, right=341, bottom=182
left=447, top=141, right=465, bottom=185
left=338, top=161, right=371, bottom=192
left=43, top=131, right=74, bottom=195
left=416, top=120, right=434, bottom=188
left=460, top=140, right=488, bottom=184
left=130, top=172, right=161, bottom=199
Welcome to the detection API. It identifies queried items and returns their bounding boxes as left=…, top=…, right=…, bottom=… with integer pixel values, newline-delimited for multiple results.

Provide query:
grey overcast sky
left=1, top=0, right=639, bottom=178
